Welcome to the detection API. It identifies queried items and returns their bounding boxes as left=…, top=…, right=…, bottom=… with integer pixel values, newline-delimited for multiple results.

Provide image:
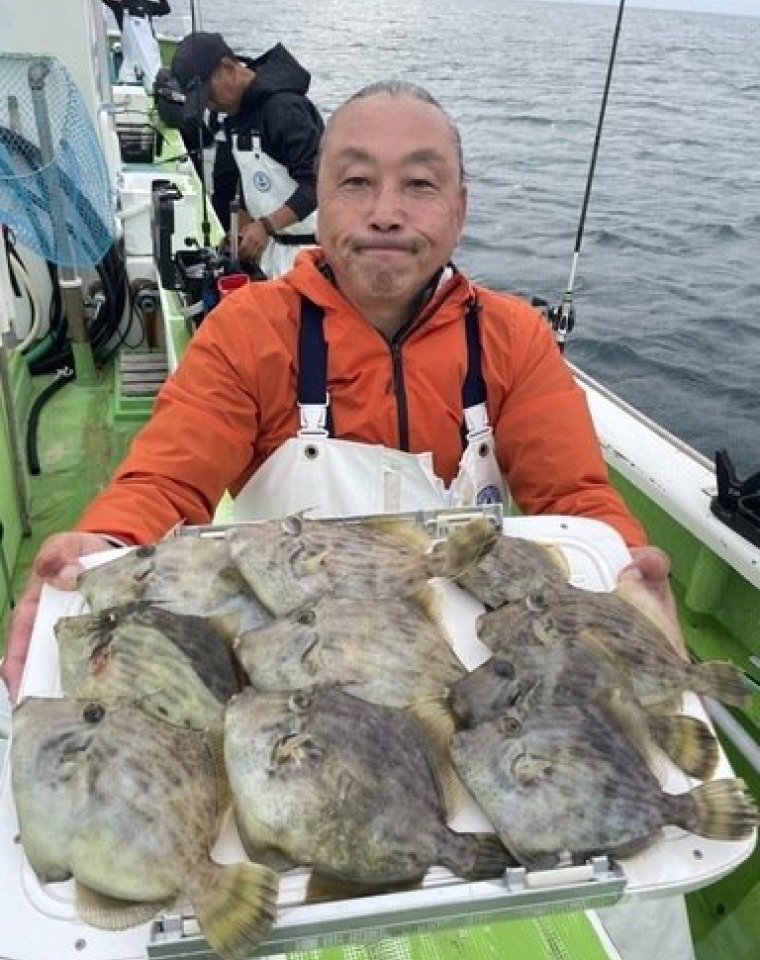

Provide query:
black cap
left=171, top=32, right=235, bottom=118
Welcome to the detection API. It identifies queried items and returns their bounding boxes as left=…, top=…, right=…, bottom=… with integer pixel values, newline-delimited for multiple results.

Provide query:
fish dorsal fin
left=75, top=882, right=175, bottom=930
left=367, top=518, right=432, bottom=552
left=613, top=578, right=685, bottom=656
left=412, top=584, right=455, bottom=641
left=597, top=686, right=667, bottom=781
left=541, top=542, right=572, bottom=578
left=407, top=697, right=471, bottom=820
left=204, top=729, right=231, bottom=817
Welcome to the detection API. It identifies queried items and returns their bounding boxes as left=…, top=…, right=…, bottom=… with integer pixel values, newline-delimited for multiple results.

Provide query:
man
left=2, top=81, right=674, bottom=701
left=170, top=31, right=324, bottom=278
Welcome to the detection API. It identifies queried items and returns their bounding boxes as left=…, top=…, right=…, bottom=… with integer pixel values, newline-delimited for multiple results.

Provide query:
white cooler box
left=0, top=514, right=755, bottom=960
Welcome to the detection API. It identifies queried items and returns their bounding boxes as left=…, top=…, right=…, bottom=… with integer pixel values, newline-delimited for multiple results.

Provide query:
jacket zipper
left=390, top=340, right=410, bottom=450
left=387, top=276, right=464, bottom=451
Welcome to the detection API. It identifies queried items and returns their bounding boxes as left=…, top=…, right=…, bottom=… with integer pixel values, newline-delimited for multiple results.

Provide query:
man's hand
left=617, top=544, right=687, bottom=658
left=237, top=219, right=269, bottom=265
left=0, top=532, right=114, bottom=703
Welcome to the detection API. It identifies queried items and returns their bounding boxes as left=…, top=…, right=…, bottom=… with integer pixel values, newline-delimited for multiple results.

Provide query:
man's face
left=207, top=59, right=244, bottom=115
left=316, top=93, right=467, bottom=315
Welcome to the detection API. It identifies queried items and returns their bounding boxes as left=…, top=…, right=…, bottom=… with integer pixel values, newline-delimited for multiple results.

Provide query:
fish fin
left=407, top=697, right=471, bottom=819
left=412, top=584, right=454, bottom=639
left=646, top=713, right=720, bottom=781
left=541, top=542, right=572, bottom=577
left=367, top=518, right=432, bottom=552
left=459, top=833, right=516, bottom=880
left=189, top=860, right=279, bottom=960
left=207, top=612, right=242, bottom=645
left=75, top=882, right=174, bottom=930
left=613, top=579, right=684, bottom=655
left=432, top=519, right=499, bottom=579
left=204, top=730, right=232, bottom=818
left=596, top=686, right=665, bottom=778
left=669, top=778, right=759, bottom=840
left=306, top=871, right=423, bottom=902
left=687, top=661, right=754, bottom=708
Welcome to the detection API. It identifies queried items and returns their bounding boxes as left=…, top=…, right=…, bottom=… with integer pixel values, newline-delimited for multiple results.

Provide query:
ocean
left=156, top=0, right=760, bottom=475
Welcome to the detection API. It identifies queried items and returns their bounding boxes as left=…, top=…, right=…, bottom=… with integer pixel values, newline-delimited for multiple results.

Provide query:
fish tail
left=646, top=713, right=720, bottom=780
left=455, top=832, right=515, bottom=880
left=669, top=778, right=759, bottom=840
left=189, top=860, right=279, bottom=960
left=687, top=661, right=754, bottom=707
left=432, top=519, right=499, bottom=579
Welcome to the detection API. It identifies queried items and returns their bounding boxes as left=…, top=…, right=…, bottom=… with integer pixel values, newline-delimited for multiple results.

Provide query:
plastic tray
left=0, top=515, right=755, bottom=960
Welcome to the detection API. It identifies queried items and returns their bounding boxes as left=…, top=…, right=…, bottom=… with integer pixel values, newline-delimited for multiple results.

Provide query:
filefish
left=11, top=697, right=278, bottom=960
left=76, top=537, right=272, bottom=640
left=455, top=533, right=570, bottom=609
left=448, top=635, right=722, bottom=780
left=226, top=514, right=498, bottom=617
left=55, top=602, right=241, bottom=733
left=224, top=687, right=511, bottom=888
left=449, top=698, right=758, bottom=869
left=234, top=589, right=466, bottom=709
left=476, top=580, right=754, bottom=710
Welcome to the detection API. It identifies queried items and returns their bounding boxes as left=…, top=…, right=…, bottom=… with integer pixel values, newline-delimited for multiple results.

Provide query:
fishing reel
left=531, top=295, right=576, bottom=350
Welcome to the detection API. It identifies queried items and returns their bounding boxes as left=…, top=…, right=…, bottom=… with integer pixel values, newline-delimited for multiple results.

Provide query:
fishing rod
left=551, top=0, right=627, bottom=353
left=188, top=0, right=212, bottom=250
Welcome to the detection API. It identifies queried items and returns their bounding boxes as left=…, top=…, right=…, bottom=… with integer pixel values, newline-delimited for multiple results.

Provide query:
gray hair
left=317, top=81, right=465, bottom=183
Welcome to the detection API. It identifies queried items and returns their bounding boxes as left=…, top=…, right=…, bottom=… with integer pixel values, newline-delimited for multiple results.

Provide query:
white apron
left=233, top=293, right=507, bottom=521
left=118, top=13, right=162, bottom=91
left=232, top=133, right=317, bottom=278
left=232, top=405, right=508, bottom=522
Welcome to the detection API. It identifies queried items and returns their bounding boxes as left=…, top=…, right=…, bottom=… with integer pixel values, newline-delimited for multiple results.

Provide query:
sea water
left=150, top=0, right=760, bottom=475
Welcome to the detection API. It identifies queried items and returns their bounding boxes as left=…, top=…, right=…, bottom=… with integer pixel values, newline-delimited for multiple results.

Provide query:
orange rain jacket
left=78, top=249, right=647, bottom=547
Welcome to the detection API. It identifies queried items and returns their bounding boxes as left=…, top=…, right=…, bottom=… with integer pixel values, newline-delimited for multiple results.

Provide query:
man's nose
left=368, top=183, right=404, bottom=229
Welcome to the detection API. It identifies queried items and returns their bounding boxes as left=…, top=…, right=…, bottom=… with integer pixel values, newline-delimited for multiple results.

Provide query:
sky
left=522, top=0, right=760, bottom=15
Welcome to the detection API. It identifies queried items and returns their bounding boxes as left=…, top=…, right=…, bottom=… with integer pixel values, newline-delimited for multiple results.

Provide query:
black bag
left=153, top=67, right=185, bottom=129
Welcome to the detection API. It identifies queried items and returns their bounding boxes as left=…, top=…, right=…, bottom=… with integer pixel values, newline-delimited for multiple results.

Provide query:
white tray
left=0, top=516, right=755, bottom=960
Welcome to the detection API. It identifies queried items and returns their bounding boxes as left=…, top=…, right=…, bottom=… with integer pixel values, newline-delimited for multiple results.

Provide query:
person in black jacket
left=171, top=32, right=324, bottom=278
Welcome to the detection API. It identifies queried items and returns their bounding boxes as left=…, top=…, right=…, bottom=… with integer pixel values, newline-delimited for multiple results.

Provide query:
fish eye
left=498, top=715, right=522, bottom=736
left=102, top=610, right=119, bottom=627
left=289, top=690, right=312, bottom=712
left=492, top=658, right=514, bottom=679
left=282, top=515, right=302, bottom=536
left=82, top=702, right=106, bottom=724
left=135, top=545, right=156, bottom=559
left=526, top=590, right=548, bottom=613
left=296, top=608, right=316, bottom=626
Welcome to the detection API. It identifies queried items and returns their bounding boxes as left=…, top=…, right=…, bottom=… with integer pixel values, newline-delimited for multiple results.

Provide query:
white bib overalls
left=232, top=133, right=317, bottom=279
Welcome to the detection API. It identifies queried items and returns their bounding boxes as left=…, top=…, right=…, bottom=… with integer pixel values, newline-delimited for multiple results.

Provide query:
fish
left=224, top=687, right=512, bottom=889
left=55, top=602, right=241, bottom=733
left=449, top=697, right=758, bottom=870
left=448, top=635, right=722, bottom=781
left=455, top=533, right=570, bottom=609
left=226, top=514, right=498, bottom=617
left=476, top=580, right=754, bottom=710
left=76, top=536, right=272, bottom=640
left=11, top=696, right=279, bottom=960
left=234, top=589, right=465, bottom=709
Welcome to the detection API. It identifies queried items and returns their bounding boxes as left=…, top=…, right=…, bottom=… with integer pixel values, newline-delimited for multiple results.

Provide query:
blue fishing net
left=0, top=54, right=115, bottom=269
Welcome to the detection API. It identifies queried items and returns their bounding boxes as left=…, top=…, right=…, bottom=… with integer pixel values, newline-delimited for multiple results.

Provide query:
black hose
left=25, top=367, right=76, bottom=475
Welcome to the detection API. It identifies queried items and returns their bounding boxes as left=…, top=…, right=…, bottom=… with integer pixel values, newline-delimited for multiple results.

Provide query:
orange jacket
left=78, top=250, right=647, bottom=547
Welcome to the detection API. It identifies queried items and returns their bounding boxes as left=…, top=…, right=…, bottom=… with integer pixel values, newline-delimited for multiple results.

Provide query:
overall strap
left=461, top=296, right=491, bottom=445
left=297, top=298, right=332, bottom=436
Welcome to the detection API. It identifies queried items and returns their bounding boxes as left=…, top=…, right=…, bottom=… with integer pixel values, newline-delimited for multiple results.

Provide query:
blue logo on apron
left=476, top=485, right=502, bottom=505
left=253, top=171, right=272, bottom=192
